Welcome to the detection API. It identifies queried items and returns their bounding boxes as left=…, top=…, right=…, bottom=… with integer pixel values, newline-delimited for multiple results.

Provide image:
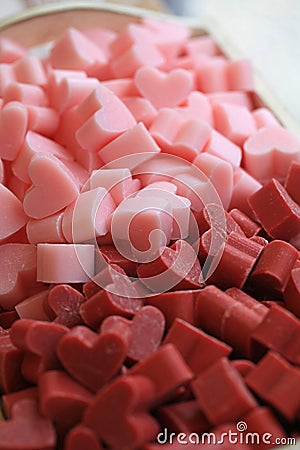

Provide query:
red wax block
left=192, top=357, right=256, bottom=426
left=65, top=425, right=104, bottom=450
left=39, top=370, right=94, bottom=429
left=137, top=240, right=202, bottom=293
left=129, top=343, right=193, bottom=405
left=284, top=268, right=300, bottom=318
left=243, top=407, right=287, bottom=449
left=164, top=318, right=231, bottom=374
left=84, top=375, right=159, bottom=450
left=199, top=230, right=262, bottom=289
left=248, top=240, right=298, bottom=298
left=10, top=319, right=68, bottom=383
left=2, top=386, right=38, bottom=418
left=251, top=303, right=300, bottom=365
left=195, top=203, right=244, bottom=236
left=145, top=290, right=195, bottom=329
left=0, top=334, right=26, bottom=393
left=80, top=289, right=144, bottom=330
left=245, top=351, right=300, bottom=422
left=57, top=325, right=128, bottom=392
left=195, top=286, right=267, bottom=358
left=285, top=161, right=300, bottom=205
left=232, top=359, right=255, bottom=378
left=229, top=208, right=261, bottom=237
left=156, top=400, right=210, bottom=435
left=249, top=178, right=300, bottom=241
left=0, top=398, right=56, bottom=450
left=46, top=284, right=85, bottom=328
left=99, top=244, right=138, bottom=276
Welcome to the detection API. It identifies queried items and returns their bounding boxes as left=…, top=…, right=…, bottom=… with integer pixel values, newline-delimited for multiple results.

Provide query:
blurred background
left=0, top=0, right=299, bottom=127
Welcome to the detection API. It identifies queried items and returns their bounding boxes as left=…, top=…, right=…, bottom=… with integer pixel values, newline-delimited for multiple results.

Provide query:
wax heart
left=0, top=183, right=28, bottom=240
left=65, top=425, right=104, bottom=450
left=135, top=66, right=193, bottom=109
left=0, top=398, right=56, bottom=450
left=101, top=305, right=165, bottom=362
left=137, top=239, right=202, bottom=293
left=23, top=153, right=79, bottom=219
left=84, top=375, right=159, bottom=449
left=0, top=334, right=26, bottom=393
left=0, top=101, right=28, bottom=161
left=10, top=319, right=68, bottom=383
left=176, top=91, right=213, bottom=125
left=0, top=243, right=42, bottom=310
left=57, top=325, right=129, bottom=392
left=46, top=284, right=85, bottom=328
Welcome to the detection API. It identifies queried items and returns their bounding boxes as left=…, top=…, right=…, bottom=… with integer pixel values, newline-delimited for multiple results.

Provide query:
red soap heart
left=84, top=375, right=159, bottom=449
left=46, top=284, right=85, bottom=328
left=137, top=239, right=202, bottom=293
left=65, top=425, right=104, bottom=450
left=10, top=319, right=68, bottom=383
left=0, top=334, right=26, bottom=393
left=0, top=398, right=56, bottom=450
left=57, top=325, right=128, bottom=392
left=101, top=305, right=165, bottom=362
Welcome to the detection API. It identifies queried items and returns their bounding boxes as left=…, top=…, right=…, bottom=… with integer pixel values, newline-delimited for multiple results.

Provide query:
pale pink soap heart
left=0, top=37, right=26, bottom=63
left=89, top=168, right=141, bottom=205
left=99, top=122, right=160, bottom=165
left=76, top=85, right=136, bottom=153
left=102, top=79, right=139, bottom=98
left=23, top=154, right=79, bottom=219
left=175, top=91, right=213, bottom=126
left=111, top=195, right=173, bottom=261
left=12, top=131, right=72, bottom=184
left=0, top=243, right=42, bottom=310
left=13, top=55, right=47, bottom=86
left=0, top=183, right=28, bottom=240
left=48, top=69, right=87, bottom=109
left=0, top=101, right=28, bottom=161
left=229, top=168, right=262, bottom=218
left=110, top=23, right=155, bottom=58
left=27, top=105, right=59, bottom=138
left=62, top=187, right=116, bottom=243
left=143, top=181, right=177, bottom=194
left=135, top=66, right=193, bottom=109
left=194, top=153, right=234, bottom=210
left=0, top=64, right=16, bottom=96
left=62, top=159, right=89, bottom=189
left=185, top=35, right=220, bottom=57
left=3, top=83, right=48, bottom=107
left=252, top=108, right=281, bottom=129
left=226, top=59, right=254, bottom=91
left=243, top=125, right=300, bottom=183
left=37, top=243, right=95, bottom=283
left=196, top=57, right=228, bottom=93
left=208, top=91, right=253, bottom=111
left=204, top=130, right=242, bottom=167
left=7, top=176, right=30, bottom=202
left=52, top=77, right=100, bottom=113
left=15, top=289, right=50, bottom=321
left=26, top=211, right=66, bottom=245
left=122, top=96, right=157, bottom=128
left=50, top=28, right=107, bottom=73
left=75, top=146, right=104, bottom=173
left=82, top=28, right=117, bottom=58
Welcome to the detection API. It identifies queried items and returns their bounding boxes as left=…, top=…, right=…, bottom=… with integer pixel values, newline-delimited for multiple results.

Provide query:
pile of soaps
left=0, top=16, right=300, bottom=450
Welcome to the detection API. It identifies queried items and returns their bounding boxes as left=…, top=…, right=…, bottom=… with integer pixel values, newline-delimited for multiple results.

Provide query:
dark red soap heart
left=0, top=334, right=26, bottom=393
left=65, top=425, right=104, bottom=450
left=10, top=319, right=68, bottom=383
left=84, top=375, right=159, bottom=450
left=137, top=239, right=202, bottom=293
left=46, top=284, right=85, bottom=328
left=0, top=398, right=56, bottom=450
left=99, top=245, right=138, bottom=277
left=196, top=203, right=245, bottom=236
left=2, top=387, right=38, bottom=418
left=57, top=325, right=128, bottom=392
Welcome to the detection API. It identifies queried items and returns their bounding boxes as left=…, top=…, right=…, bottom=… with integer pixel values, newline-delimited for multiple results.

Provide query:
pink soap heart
left=23, top=153, right=79, bottom=219
left=57, top=325, right=129, bottom=392
left=0, top=398, right=56, bottom=450
left=0, top=101, right=28, bottom=161
left=135, top=66, right=193, bottom=109
left=0, top=183, right=28, bottom=240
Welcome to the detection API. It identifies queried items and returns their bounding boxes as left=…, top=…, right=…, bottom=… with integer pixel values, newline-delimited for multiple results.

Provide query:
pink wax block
left=89, top=167, right=141, bottom=205
left=226, top=59, right=254, bottom=91
left=208, top=91, right=253, bottom=110
left=252, top=107, right=281, bottom=128
left=194, top=152, right=233, bottom=210
left=51, top=76, right=100, bottom=113
left=0, top=243, right=42, bottom=310
left=243, top=125, right=300, bottom=183
left=27, top=105, right=59, bottom=137
left=50, top=27, right=107, bottom=74
left=12, top=130, right=72, bottom=184
left=23, top=153, right=79, bottom=219
left=0, top=64, right=16, bottom=96
left=197, top=57, right=228, bottom=93
left=76, top=85, right=136, bottom=153
left=213, top=102, right=257, bottom=146
left=122, top=96, right=157, bottom=128
left=99, top=122, right=160, bottom=165
left=135, top=66, right=193, bottom=109
left=62, top=187, right=115, bottom=243
left=3, top=82, right=48, bottom=106
left=37, top=243, right=95, bottom=283
left=175, top=91, right=213, bottom=126
left=0, top=101, right=28, bottom=161
left=229, top=168, right=262, bottom=217
left=204, top=129, right=242, bottom=167
left=26, top=211, right=66, bottom=244
left=185, top=35, right=220, bottom=57
left=0, top=37, right=26, bottom=63
left=14, top=55, right=47, bottom=86
left=15, top=289, right=50, bottom=321
left=0, top=183, right=28, bottom=240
